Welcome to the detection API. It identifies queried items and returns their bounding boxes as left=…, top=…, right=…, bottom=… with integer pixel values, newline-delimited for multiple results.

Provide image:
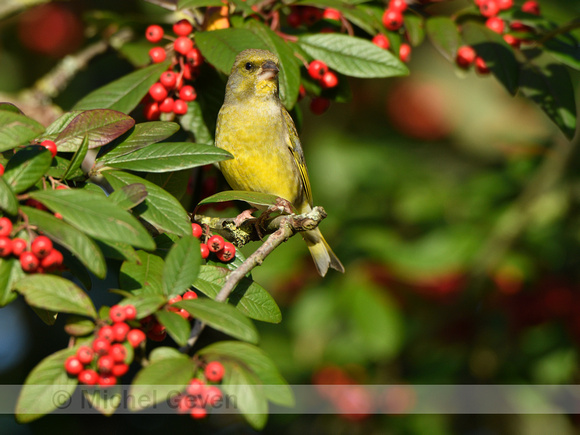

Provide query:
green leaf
left=174, top=298, right=258, bottom=343
left=64, top=315, right=96, bottom=336
left=98, top=121, right=180, bottom=163
left=194, top=265, right=281, bottom=323
left=82, top=386, right=122, bottom=416
left=15, top=348, right=78, bottom=423
left=96, top=239, right=139, bottom=262
left=404, top=14, right=425, bottom=47
left=39, top=111, right=83, bottom=143
left=462, top=22, right=519, bottom=95
left=102, top=142, right=232, bottom=172
left=179, top=0, right=223, bottom=8
left=29, top=189, right=155, bottom=250
left=62, top=135, right=89, bottom=179
left=0, top=102, right=23, bottom=114
left=148, top=346, right=185, bottom=363
left=179, top=101, right=214, bottom=145
left=0, top=257, right=23, bottom=307
left=118, top=40, right=152, bottom=67
left=146, top=169, right=190, bottom=202
left=199, top=341, right=294, bottom=407
left=246, top=20, right=302, bottom=109
left=519, top=60, right=577, bottom=140
left=544, top=34, right=580, bottom=70
left=15, top=274, right=97, bottom=318
left=426, top=16, right=460, bottom=61
left=3, top=146, right=52, bottom=194
left=22, top=206, right=107, bottom=279
left=195, top=28, right=269, bottom=75
left=163, top=236, right=201, bottom=296
left=55, top=109, right=135, bottom=152
left=155, top=310, right=191, bottom=346
left=298, top=33, right=408, bottom=78
left=197, top=190, right=286, bottom=209
left=73, top=61, right=171, bottom=114
left=108, top=184, right=148, bottom=210
left=0, top=175, right=19, bottom=216
left=0, top=111, right=45, bottom=152
left=120, top=251, right=165, bottom=296
left=103, top=171, right=191, bottom=237
left=31, top=306, right=58, bottom=326
left=129, top=356, right=194, bottom=411
left=295, top=0, right=379, bottom=34
left=120, top=294, right=166, bottom=318
left=46, top=155, right=85, bottom=180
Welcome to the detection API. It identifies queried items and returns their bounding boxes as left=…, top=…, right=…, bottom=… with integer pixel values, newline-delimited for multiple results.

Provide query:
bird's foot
left=233, top=208, right=258, bottom=227
left=255, top=198, right=294, bottom=239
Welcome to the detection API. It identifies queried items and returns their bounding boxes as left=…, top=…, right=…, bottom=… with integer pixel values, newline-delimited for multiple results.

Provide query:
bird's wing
left=282, top=107, right=313, bottom=206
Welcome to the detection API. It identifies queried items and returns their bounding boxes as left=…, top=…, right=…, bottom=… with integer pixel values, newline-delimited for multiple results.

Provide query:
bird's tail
left=303, top=227, right=345, bottom=277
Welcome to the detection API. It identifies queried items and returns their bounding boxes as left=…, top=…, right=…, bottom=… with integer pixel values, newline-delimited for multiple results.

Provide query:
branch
left=180, top=206, right=328, bottom=352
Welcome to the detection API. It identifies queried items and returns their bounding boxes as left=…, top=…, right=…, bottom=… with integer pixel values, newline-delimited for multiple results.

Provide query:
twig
left=180, top=206, right=328, bottom=352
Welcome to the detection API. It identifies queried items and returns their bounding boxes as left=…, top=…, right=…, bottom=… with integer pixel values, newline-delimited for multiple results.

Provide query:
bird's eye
left=244, top=62, right=254, bottom=71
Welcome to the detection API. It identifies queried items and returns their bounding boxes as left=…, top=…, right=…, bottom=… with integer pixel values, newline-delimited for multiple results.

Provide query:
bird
left=214, top=48, right=344, bottom=277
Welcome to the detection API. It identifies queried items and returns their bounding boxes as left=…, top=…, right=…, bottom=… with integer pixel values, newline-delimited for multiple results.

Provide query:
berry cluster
left=174, top=361, right=225, bottom=419
left=458, top=1, right=541, bottom=72
left=144, top=20, right=202, bottom=120
left=378, top=0, right=412, bottom=63
left=0, top=217, right=63, bottom=274
left=140, top=290, right=198, bottom=342
left=64, top=304, right=145, bottom=386
left=191, top=223, right=236, bottom=263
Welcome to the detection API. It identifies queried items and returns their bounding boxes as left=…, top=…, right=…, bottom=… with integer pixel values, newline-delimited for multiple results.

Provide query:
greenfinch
left=215, top=49, right=344, bottom=276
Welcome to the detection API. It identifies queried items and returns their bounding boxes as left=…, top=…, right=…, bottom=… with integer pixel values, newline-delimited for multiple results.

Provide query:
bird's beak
left=259, top=60, right=279, bottom=81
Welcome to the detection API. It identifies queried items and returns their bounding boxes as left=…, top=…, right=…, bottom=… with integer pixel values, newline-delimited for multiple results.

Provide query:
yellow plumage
left=215, top=49, right=344, bottom=276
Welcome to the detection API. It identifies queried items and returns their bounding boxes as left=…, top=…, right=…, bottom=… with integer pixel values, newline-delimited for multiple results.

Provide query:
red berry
left=111, top=363, right=129, bottom=377
left=397, top=43, right=411, bottom=63
left=173, top=99, right=188, bottom=115
left=124, top=304, right=137, bottom=320
left=190, top=406, right=207, bottom=419
left=456, top=45, right=476, bottom=68
left=310, top=97, right=330, bottom=115
left=78, top=369, right=99, bottom=385
left=109, top=304, right=127, bottom=323
left=497, top=0, right=513, bottom=10
left=179, top=85, right=197, bottom=102
left=183, top=291, right=197, bottom=300
left=31, top=235, right=52, bottom=259
left=0, top=217, right=12, bottom=237
left=144, top=101, right=160, bottom=120
left=64, top=356, right=83, bottom=376
left=187, top=378, right=205, bottom=396
left=521, top=0, right=540, bottom=15
left=146, top=24, right=164, bottom=43
left=159, top=97, right=174, bottom=113
left=322, top=8, right=341, bottom=21
left=0, top=237, right=12, bottom=257
left=92, top=337, right=111, bottom=355
left=486, top=16, right=504, bottom=34
left=207, top=235, right=225, bottom=253
left=160, top=71, right=177, bottom=89
left=40, top=248, right=63, bottom=270
left=216, top=242, right=236, bottom=262
left=503, top=34, right=521, bottom=48
left=301, top=6, right=323, bottom=26
left=298, top=84, right=306, bottom=101
left=54, top=213, right=63, bottom=219
left=475, top=56, right=490, bottom=74
left=11, top=238, right=26, bottom=257
left=320, top=71, right=339, bottom=89
left=204, top=385, right=223, bottom=406
left=204, top=361, right=225, bottom=382
left=174, top=36, right=193, bottom=55
left=287, top=11, right=302, bottom=28
left=168, top=295, right=182, bottom=306
left=308, top=60, right=328, bottom=80
left=182, top=63, right=196, bottom=81
left=0, top=163, right=4, bottom=176
left=109, top=343, right=127, bottom=363
left=127, top=329, right=146, bottom=347
left=186, top=47, right=203, bottom=67
left=176, top=308, right=190, bottom=320
left=389, top=0, right=408, bottom=12
left=76, top=345, right=94, bottom=365
left=191, top=223, right=203, bottom=238
left=200, top=243, right=210, bottom=259
left=479, top=0, right=500, bottom=17
left=98, top=325, right=115, bottom=342
left=147, top=322, right=166, bottom=341
left=26, top=198, right=46, bottom=210
left=173, top=19, right=193, bottom=36
left=149, top=82, right=168, bottom=102
left=176, top=394, right=194, bottom=413
left=112, top=322, right=130, bottom=342
left=98, top=355, right=115, bottom=373
left=20, top=251, right=39, bottom=273
left=382, top=9, right=403, bottom=31
left=41, top=139, right=57, bottom=158
left=98, top=374, right=117, bottom=387
left=372, top=34, right=390, bottom=50
left=149, top=46, right=167, bottom=63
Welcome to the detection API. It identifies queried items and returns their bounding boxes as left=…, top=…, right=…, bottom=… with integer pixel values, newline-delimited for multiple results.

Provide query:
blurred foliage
left=1, top=0, right=580, bottom=434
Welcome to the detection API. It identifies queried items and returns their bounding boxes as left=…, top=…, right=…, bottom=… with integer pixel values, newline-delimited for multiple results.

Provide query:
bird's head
left=225, top=49, right=280, bottom=103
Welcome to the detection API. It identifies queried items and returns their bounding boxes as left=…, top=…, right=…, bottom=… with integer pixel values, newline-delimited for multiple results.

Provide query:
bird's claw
left=233, top=208, right=257, bottom=227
